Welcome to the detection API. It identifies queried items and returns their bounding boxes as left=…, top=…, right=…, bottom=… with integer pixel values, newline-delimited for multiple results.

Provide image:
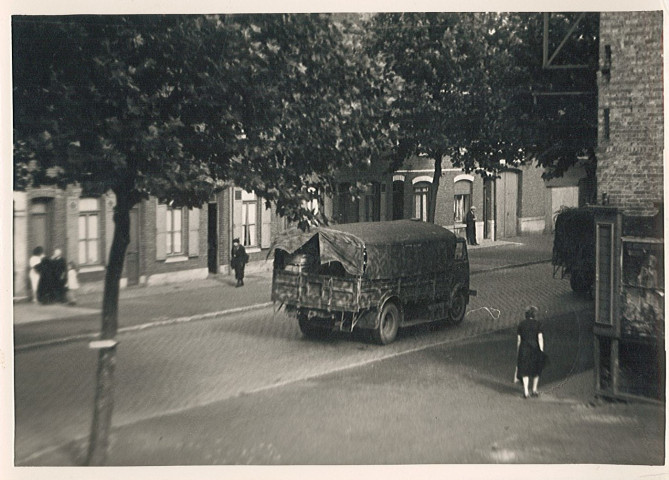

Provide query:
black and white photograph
left=2, top=1, right=667, bottom=478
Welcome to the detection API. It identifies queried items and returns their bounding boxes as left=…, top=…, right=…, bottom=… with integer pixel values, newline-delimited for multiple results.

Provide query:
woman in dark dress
left=515, top=305, right=546, bottom=399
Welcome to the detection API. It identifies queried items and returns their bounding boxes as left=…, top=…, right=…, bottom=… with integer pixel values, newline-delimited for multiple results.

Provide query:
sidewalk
left=13, top=233, right=553, bottom=349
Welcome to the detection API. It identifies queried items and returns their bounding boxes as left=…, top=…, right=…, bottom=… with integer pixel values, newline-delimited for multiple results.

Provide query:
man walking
left=231, top=238, right=249, bottom=287
left=465, top=206, right=478, bottom=246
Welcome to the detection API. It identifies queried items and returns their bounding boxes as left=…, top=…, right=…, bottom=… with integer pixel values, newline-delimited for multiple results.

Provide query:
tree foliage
left=13, top=14, right=393, bottom=222
left=367, top=12, right=598, bottom=174
left=12, top=14, right=394, bottom=464
left=365, top=12, right=598, bottom=220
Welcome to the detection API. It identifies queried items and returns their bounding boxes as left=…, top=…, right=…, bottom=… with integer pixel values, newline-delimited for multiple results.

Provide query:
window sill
left=79, top=265, right=105, bottom=274
left=165, top=255, right=189, bottom=263
left=246, top=247, right=261, bottom=254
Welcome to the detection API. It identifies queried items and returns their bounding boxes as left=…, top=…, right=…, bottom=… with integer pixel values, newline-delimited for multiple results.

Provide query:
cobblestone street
left=15, top=261, right=596, bottom=464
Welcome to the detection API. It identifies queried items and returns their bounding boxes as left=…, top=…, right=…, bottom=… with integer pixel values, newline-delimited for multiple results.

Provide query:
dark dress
left=516, top=318, right=545, bottom=379
left=465, top=210, right=477, bottom=245
left=231, top=244, right=248, bottom=282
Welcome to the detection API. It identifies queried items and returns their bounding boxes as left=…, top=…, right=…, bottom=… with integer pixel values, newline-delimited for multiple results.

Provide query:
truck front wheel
left=372, top=302, right=400, bottom=345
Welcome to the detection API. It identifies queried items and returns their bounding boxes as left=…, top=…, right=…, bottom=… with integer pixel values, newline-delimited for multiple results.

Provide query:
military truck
left=270, top=220, right=474, bottom=345
left=552, top=207, right=595, bottom=294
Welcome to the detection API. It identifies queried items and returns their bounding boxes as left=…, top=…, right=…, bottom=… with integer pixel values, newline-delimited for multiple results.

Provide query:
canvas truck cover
left=269, top=220, right=457, bottom=280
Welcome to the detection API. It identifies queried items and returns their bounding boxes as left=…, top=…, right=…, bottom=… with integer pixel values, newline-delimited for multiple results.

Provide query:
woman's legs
left=522, top=376, right=530, bottom=397
left=29, top=271, right=39, bottom=303
left=531, top=376, right=540, bottom=395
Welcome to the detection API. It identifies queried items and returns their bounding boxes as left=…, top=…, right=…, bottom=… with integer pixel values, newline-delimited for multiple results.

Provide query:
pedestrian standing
left=66, top=261, right=79, bottom=305
left=50, top=248, right=68, bottom=303
left=231, top=238, right=249, bottom=287
left=28, top=246, right=45, bottom=303
left=465, top=206, right=478, bottom=245
left=515, top=305, right=547, bottom=399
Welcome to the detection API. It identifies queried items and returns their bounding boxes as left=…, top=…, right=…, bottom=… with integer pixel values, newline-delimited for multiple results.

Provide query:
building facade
left=596, top=11, right=664, bottom=215
left=323, top=155, right=553, bottom=243
left=13, top=185, right=281, bottom=298
left=591, top=11, right=664, bottom=402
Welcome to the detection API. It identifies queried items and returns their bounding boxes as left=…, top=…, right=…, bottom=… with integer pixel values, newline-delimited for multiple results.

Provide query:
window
left=156, top=202, right=200, bottom=261
left=364, top=183, right=380, bottom=222
left=234, top=189, right=258, bottom=247
left=78, top=198, right=100, bottom=265
left=454, top=195, right=471, bottom=223
left=454, top=179, right=473, bottom=223
left=414, top=183, right=430, bottom=221
left=166, top=207, right=184, bottom=255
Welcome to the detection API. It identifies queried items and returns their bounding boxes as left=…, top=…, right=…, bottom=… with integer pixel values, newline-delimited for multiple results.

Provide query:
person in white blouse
left=28, top=246, right=45, bottom=303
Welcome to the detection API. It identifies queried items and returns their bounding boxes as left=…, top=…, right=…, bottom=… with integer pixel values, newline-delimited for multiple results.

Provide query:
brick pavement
left=13, top=233, right=553, bottom=348
left=14, top=260, right=595, bottom=464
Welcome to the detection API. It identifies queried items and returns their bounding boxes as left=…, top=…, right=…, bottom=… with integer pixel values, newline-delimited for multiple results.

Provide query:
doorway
left=392, top=180, right=405, bottom=220
left=207, top=203, right=218, bottom=274
left=496, top=171, right=519, bottom=238
left=483, top=179, right=493, bottom=239
left=29, top=197, right=53, bottom=255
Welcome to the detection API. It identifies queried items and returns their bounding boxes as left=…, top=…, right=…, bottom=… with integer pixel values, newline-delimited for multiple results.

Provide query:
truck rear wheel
left=448, top=290, right=466, bottom=325
left=372, top=302, right=400, bottom=345
left=298, top=315, right=330, bottom=340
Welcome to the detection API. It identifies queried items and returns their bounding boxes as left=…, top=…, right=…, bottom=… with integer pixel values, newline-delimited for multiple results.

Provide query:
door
left=483, top=179, right=493, bottom=239
left=207, top=203, right=218, bottom=274
left=124, top=206, right=140, bottom=286
left=497, top=172, right=518, bottom=238
left=392, top=180, right=405, bottom=220
left=29, top=198, right=52, bottom=254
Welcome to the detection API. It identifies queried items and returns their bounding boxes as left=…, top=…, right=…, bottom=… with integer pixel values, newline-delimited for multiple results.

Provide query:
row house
left=13, top=185, right=280, bottom=298
left=326, top=155, right=559, bottom=243
left=14, top=154, right=572, bottom=298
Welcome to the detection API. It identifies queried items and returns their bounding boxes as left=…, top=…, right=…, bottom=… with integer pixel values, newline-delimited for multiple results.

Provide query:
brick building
left=324, top=155, right=553, bottom=243
left=596, top=11, right=664, bottom=215
left=13, top=186, right=281, bottom=298
left=591, top=11, right=664, bottom=402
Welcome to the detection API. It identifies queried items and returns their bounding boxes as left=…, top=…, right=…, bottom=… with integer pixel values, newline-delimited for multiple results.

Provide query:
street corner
left=13, top=302, right=100, bottom=325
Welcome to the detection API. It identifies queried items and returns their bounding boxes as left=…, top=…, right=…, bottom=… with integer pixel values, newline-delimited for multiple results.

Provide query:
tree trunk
left=427, top=154, right=442, bottom=224
left=86, top=191, right=132, bottom=466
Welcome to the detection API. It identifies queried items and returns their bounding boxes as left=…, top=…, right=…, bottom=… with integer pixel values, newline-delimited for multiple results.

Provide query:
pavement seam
left=14, top=302, right=274, bottom=352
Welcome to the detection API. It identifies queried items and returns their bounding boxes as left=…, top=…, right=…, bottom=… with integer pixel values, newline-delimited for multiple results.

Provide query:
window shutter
left=380, top=183, right=387, bottom=221
left=261, top=201, right=272, bottom=248
left=156, top=202, right=167, bottom=260
left=188, top=208, right=200, bottom=257
left=232, top=189, right=243, bottom=241
left=105, top=193, right=116, bottom=264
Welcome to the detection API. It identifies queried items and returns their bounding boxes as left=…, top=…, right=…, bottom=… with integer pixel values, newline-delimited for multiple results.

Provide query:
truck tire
left=448, top=290, right=466, bottom=325
left=298, top=315, right=330, bottom=340
left=570, top=271, right=592, bottom=294
left=372, top=302, right=400, bottom=345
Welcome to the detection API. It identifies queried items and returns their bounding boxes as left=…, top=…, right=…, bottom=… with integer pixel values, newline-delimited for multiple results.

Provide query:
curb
left=471, top=259, right=551, bottom=275
left=14, top=302, right=274, bottom=352
left=15, top=260, right=554, bottom=352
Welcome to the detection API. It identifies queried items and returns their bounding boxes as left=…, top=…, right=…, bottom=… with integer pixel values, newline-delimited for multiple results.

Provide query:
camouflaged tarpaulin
left=268, top=226, right=365, bottom=276
left=269, top=220, right=457, bottom=280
